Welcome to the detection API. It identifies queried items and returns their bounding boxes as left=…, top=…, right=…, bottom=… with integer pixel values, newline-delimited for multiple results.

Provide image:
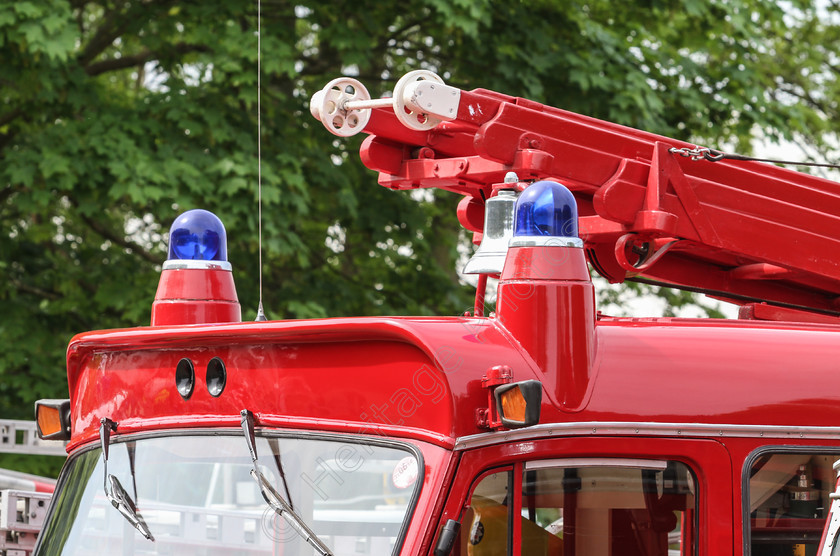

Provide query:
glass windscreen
left=36, top=433, right=421, bottom=555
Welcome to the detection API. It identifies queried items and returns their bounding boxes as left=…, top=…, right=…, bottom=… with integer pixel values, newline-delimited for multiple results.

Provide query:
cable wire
left=255, top=0, right=267, bottom=321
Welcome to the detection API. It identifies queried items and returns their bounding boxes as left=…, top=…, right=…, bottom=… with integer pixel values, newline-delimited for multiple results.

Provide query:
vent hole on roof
left=175, top=358, right=195, bottom=400
left=206, top=357, right=227, bottom=397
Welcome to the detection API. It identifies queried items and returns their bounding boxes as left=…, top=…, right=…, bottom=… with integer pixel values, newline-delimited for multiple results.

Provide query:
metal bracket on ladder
left=0, top=421, right=66, bottom=457
left=0, top=489, right=51, bottom=555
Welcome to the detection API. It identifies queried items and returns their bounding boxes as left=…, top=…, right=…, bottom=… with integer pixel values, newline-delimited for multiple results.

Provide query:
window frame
left=518, top=458, right=697, bottom=555
left=443, top=435, right=729, bottom=555
left=35, top=427, right=426, bottom=556
left=742, top=445, right=840, bottom=555
left=458, top=465, right=516, bottom=555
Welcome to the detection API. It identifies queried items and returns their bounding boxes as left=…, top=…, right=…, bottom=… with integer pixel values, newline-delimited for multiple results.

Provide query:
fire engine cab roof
left=64, top=315, right=840, bottom=452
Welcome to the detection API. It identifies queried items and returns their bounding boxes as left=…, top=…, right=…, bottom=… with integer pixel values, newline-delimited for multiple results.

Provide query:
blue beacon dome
left=511, top=181, right=582, bottom=247
left=168, top=209, right=228, bottom=262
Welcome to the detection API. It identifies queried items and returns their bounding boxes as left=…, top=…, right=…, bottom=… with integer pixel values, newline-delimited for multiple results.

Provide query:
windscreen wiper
left=240, top=410, right=333, bottom=556
left=99, top=418, right=154, bottom=541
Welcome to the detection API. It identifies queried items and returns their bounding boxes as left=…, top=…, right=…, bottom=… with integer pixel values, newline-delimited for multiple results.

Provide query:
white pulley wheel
left=393, top=70, right=445, bottom=131
left=314, top=77, right=371, bottom=137
left=309, top=89, right=325, bottom=120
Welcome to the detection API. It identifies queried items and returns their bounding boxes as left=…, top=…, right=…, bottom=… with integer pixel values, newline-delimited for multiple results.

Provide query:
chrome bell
left=463, top=189, right=517, bottom=275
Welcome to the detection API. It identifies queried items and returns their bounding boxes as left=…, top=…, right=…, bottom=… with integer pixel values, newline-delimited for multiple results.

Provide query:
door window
left=459, top=459, right=697, bottom=555
left=748, top=451, right=839, bottom=555
left=460, top=469, right=512, bottom=555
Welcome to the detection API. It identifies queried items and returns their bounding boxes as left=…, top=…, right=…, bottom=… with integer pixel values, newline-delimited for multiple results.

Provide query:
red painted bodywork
left=66, top=316, right=840, bottom=451
left=62, top=310, right=840, bottom=554
left=359, top=88, right=840, bottom=315
left=151, top=267, right=240, bottom=325
left=44, top=76, right=840, bottom=555
left=497, top=246, right=596, bottom=409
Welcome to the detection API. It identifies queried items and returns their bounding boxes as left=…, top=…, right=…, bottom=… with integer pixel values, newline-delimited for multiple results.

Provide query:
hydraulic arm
left=311, top=72, right=840, bottom=315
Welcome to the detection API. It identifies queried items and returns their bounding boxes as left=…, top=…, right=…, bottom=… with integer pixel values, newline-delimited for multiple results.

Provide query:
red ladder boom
left=311, top=73, right=840, bottom=315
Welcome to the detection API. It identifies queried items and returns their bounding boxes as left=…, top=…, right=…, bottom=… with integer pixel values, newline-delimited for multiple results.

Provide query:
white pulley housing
left=309, top=70, right=460, bottom=135
left=310, top=77, right=372, bottom=137
left=393, top=70, right=454, bottom=131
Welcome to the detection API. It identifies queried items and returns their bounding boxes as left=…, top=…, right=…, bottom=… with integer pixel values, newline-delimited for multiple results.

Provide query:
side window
left=748, top=451, right=839, bottom=555
left=458, top=459, right=697, bottom=555
left=522, top=459, right=697, bottom=556
left=460, top=469, right=512, bottom=555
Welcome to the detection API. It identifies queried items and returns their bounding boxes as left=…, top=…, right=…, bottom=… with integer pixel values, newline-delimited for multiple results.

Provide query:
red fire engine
left=24, top=70, right=840, bottom=555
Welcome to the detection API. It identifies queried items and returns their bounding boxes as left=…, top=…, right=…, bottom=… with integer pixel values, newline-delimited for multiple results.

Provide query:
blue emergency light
left=167, top=209, right=228, bottom=262
left=511, top=181, right=582, bottom=247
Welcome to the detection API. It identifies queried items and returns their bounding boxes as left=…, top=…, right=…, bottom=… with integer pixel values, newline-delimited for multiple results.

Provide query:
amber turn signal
left=500, top=386, right=527, bottom=420
left=35, top=399, right=71, bottom=441
left=493, top=380, right=542, bottom=429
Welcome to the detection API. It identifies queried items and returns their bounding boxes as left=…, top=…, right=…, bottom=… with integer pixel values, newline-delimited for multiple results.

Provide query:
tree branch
left=77, top=0, right=176, bottom=68
left=9, top=278, right=61, bottom=301
left=84, top=43, right=211, bottom=77
left=78, top=212, right=160, bottom=264
left=85, top=49, right=153, bottom=76
left=777, top=82, right=831, bottom=116
left=77, top=2, right=132, bottom=67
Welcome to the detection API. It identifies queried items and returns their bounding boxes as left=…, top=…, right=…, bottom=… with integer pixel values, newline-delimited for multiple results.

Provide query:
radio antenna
left=255, top=0, right=267, bottom=321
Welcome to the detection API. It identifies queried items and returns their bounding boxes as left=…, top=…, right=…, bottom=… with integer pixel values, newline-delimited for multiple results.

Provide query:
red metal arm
left=321, top=77, right=840, bottom=314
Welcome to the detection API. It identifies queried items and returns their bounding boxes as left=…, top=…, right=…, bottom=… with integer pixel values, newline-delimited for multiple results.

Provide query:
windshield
left=36, top=433, right=421, bottom=555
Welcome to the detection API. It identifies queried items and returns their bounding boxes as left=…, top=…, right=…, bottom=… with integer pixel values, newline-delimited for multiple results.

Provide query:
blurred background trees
left=1, top=0, right=836, bottom=472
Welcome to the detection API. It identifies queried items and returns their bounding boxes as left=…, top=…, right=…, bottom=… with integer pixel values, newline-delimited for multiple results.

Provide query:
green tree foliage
left=0, top=0, right=835, bottom=471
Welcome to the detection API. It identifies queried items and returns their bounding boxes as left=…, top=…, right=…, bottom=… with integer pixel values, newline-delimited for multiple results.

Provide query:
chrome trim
left=508, top=236, right=583, bottom=248
left=162, top=259, right=232, bottom=271
left=463, top=190, right=517, bottom=275
left=454, top=421, right=840, bottom=451
left=525, top=457, right=667, bottom=470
